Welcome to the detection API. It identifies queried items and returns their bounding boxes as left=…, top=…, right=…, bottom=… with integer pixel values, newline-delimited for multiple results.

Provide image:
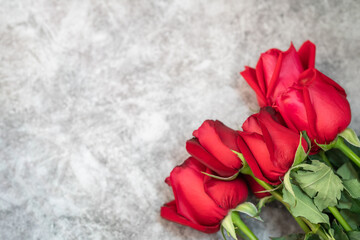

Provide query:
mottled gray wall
left=1, top=0, right=360, bottom=239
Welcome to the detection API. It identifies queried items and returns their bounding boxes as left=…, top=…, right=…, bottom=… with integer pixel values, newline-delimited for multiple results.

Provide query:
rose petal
left=161, top=200, right=220, bottom=233
left=298, top=40, right=316, bottom=69
left=186, top=138, right=237, bottom=177
left=169, top=158, right=227, bottom=226
left=204, top=175, right=248, bottom=210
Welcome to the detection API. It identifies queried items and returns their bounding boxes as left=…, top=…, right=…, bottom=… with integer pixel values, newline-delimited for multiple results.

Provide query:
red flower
left=161, top=157, right=248, bottom=233
left=237, top=108, right=308, bottom=185
left=186, top=120, right=242, bottom=177
left=275, top=68, right=351, bottom=149
left=241, top=41, right=316, bottom=107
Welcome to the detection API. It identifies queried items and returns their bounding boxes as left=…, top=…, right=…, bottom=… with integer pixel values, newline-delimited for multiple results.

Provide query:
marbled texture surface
left=1, top=0, right=360, bottom=239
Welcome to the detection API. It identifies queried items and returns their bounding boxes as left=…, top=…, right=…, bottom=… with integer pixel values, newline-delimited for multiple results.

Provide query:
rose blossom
left=237, top=108, right=308, bottom=185
left=241, top=41, right=316, bottom=107
left=161, top=157, right=248, bottom=233
left=275, top=68, right=351, bottom=149
left=186, top=120, right=242, bottom=177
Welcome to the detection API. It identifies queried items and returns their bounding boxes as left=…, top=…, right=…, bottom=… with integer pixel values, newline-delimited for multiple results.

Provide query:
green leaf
left=304, top=233, right=321, bottom=240
left=332, top=220, right=349, bottom=240
left=343, top=179, right=360, bottom=199
left=338, top=192, right=360, bottom=214
left=337, top=162, right=360, bottom=199
left=348, top=231, right=360, bottom=240
left=234, top=202, right=262, bottom=221
left=294, top=132, right=308, bottom=166
left=293, top=160, right=344, bottom=210
left=308, top=153, right=321, bottom=161
left=339, top=128, right=360, bottom=148
left=283, top=164, right=309, bottom=202
left=221, top=213, right=237, bottom=240
left=283, top=184, right=330, bottom=225
left=337, top=162, right=359, bottom=180
left=337, top=192, right=353, bottom=210
left=349, top=198, right=360, bottom=213
left=201, top=170, right=240, bottom=181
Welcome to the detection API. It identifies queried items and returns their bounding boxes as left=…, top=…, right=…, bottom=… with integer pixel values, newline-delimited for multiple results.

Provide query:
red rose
left=241, top=41, right=315, bottom=107
left=275, top=68, right=351, bottom=148
left=161, top=157, right=248, bottom=233
left=186, top=120, right=242, bottom=177
left=237, top=108, right=308, bottom=185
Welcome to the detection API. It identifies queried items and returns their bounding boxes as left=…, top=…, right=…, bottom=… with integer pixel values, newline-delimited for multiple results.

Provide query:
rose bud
left=161, top=157, right=248, bottom=233
left=237, top=108, right=308, bottom=185
left=186, top=120, right=242, bottom=177
left=241, top=41, right=316, bottom=107
left=275, top=68, right=351, bottom=150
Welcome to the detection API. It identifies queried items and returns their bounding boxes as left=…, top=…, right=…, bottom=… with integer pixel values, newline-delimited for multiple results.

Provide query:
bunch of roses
left=161, top=41, right=360, bottom=240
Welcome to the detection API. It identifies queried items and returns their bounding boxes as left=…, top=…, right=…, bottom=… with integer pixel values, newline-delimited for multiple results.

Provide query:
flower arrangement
left=161, top=41, right=360, bottom=240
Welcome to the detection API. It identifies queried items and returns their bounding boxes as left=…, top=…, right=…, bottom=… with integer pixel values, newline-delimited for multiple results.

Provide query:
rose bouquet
left=161, top=41, right=360, bottom=240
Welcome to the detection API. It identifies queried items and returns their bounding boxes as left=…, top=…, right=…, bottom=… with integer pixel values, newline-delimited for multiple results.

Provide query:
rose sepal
left=283, top=132, right=312, bottom=200
left=221, top=202, right=261, bottom=240
left=200, top=170, right=240, bottom=181
left=316, top=128, right=360, bottom=151
left=200, top=150, right=246, bottom=181
left=294, top=131, right=310, bottom=165
left=316, top=128, right=360, bottom=168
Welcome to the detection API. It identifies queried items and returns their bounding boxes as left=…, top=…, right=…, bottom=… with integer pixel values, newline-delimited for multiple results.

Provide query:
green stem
left=328, top=206, right=353, bottom=232
left=301, top=218, right=330, bottom=240
left=252, top=177, right=311, bottom=234
left=318, top=151, right=353, bottom=232
left=334, top=137, right=360, bottom=168
left=231, top=212, right=258, bottom=240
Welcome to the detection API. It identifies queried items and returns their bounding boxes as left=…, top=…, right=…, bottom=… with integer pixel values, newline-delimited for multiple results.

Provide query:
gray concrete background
left=1, top=0, right=360, bottom=239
